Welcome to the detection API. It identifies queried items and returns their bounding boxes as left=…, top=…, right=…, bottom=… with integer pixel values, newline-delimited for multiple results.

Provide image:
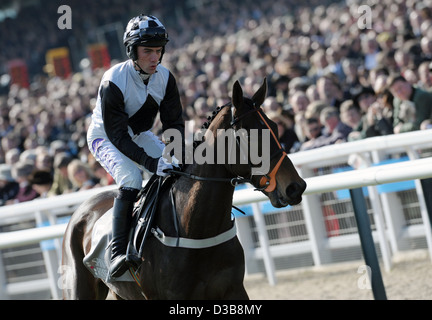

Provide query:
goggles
left=138, top=27, right=168, bottom=41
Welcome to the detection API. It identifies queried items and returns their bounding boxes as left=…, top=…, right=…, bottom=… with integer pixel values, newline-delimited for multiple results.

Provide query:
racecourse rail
left=0, top=129, right=431, bottom=299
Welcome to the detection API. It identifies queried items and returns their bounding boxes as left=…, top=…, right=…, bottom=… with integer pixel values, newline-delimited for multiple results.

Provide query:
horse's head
left=229, top=78, right=306, bottom=207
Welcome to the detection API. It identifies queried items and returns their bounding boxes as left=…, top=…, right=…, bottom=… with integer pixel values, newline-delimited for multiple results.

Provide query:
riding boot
left=109, top=196, right=135, bottom=278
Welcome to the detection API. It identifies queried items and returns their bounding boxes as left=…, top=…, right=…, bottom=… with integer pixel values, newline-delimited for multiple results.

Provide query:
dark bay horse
left=61, top=79, right=306, bottom=299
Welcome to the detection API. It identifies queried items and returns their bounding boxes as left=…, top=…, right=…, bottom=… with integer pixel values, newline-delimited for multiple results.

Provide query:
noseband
left=169, top=102, right=287, bottom=192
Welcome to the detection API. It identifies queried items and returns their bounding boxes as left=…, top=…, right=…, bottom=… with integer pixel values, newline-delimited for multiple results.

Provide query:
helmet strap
left=134, top=61, right=152, bottom=84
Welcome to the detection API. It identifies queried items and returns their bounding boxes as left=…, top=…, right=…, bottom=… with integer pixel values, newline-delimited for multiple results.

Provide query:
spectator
left=4, top=148, right=20, bottom=166
left=1, top=132, right=20, bottom=162
left=2, top=0, right=432, bottom=178
left=271, top=75, right=290, bottom=105
left=316, top=74, right=343, bottom=110
left=387, top=74, right=432, bottom=133
left=289, top=91, right=310, bottom=115
left=304, top=100, right=328, bottom=124
left=307, top=49, right=328, bottom=83
left=267, top=110, right=299, bottom=153
left=352, top=86, right=377, bottom=120
left=299, top=117, right=323, bottom=151
left=394, top=48, right=414, bottom=75
left=368, top=67, right=390, bottom=91
left=288, top=77, right=310, bottom=96
left=362, top=35, right=381, bottom=71
left=35, top=149, right=53, bottom=172
left=341, top=59, right=362, bottom=98
left=29, top=170, right=53, bottom=198
left=50, top=140, right=70, bottom=157
left=262, top=97, right=282, bottom=114
left=376, top=32, right=395, bottom=52
left=365, top=101, right=394, bottom=138
left=420, top=36, right=432, bottom=60
left=325, top=47, right=344, bottom=82
left=305, top=84, right=320, bottom=103
left=19, top=149, right=37, bottom=164
left=193, top=96, right=211, bottom=118
left=417, top=61, right=432, bottom=91
left=10, top=160, right=39, bottom=204
left=67, top=159, right=99, bottom=192
left=184, top=97, right=212, bottom=144
left=340, top=100, right=362, bottom=132
left=300, top=106, right=352, bottom=151
left=349, top=88, right=394, bottom=141
left=364, top=80, right=394, bottom=139
left=288, top=91, right=310, bottom=143
left=48, top=152, right=74, bottom=196
left=0, top=164, right=19, bottom=206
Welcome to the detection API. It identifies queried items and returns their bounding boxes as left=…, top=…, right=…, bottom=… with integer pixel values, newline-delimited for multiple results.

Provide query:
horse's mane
left=200, top=103, right=231, bottom=130
left=190, top=102, right=232, bottom=150
left=192, top=96, right=254, bottom=149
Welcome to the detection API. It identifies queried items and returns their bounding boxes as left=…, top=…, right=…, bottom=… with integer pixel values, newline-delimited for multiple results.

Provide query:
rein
left=167, top=169, right=249, bottom=187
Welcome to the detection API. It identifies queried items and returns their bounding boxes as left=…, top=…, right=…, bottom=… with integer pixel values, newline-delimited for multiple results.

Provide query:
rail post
left=349, top=188, right=387, bottom=300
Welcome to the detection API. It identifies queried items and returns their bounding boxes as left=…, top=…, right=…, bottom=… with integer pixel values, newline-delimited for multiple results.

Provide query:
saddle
left=125, top=174, right=174, bottom=268
left=82, top=174, right=175, bottom=285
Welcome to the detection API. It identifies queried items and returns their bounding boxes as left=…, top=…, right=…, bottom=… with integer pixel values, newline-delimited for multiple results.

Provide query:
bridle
left=169, top=102, right=287, bottom=193
left=230, top=101, right=288, bottom=192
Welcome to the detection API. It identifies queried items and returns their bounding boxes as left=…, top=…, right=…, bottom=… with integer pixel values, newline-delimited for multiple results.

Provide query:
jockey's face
left=135, top=46, right=163, bottom=74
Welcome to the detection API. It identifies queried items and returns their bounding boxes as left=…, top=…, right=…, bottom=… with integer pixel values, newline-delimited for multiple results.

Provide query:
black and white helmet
left=123, top=14, right=169, bottom=61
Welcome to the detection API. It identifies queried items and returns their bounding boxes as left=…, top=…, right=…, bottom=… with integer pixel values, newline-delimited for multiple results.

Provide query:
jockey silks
left=87, top=59, right=184, bottom=189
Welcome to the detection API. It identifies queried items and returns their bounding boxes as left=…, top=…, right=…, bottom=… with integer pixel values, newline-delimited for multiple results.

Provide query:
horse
left=61, top=78, right=306, bottom=299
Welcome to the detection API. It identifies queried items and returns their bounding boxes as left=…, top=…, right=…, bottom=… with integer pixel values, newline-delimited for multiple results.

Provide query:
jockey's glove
left=156, top=155, right=179, bottom=177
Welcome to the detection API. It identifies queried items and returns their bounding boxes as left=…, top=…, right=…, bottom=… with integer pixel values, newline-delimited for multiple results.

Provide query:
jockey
left=87, top=14, right=184, bottom=278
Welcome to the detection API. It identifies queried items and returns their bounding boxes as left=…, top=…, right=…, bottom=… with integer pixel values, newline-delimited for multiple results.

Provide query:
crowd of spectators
left=1, top=0, right=432, bottom=206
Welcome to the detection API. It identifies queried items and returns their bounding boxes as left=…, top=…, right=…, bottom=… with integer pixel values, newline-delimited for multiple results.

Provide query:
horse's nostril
left=286, top=181, right=306, bottom=199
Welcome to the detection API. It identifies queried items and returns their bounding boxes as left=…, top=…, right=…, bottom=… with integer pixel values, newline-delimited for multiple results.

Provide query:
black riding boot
left=109, top=188, right=138, bottom=278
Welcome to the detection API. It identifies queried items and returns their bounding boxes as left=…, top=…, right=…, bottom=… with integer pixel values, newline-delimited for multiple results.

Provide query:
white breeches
left=87, top=126, right=164, bottom=190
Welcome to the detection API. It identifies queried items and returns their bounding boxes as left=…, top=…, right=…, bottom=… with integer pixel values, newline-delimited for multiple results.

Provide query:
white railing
left=0, top=129, right=431, bottom=298
left=288, top=128, right=432, bottom=166
left=235, top=156, right=432, bottom=285
left=235, top=129, right=432, bottom=285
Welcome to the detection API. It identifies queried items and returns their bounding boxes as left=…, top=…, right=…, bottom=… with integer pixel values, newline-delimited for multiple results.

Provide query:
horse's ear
left=232, top=80, right=244, bottom=109
left=251, top=77, right=267, bottom=107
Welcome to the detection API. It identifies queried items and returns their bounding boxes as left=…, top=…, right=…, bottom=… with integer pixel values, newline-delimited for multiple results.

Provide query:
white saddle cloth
left=82, top=209, right=134, bottom=283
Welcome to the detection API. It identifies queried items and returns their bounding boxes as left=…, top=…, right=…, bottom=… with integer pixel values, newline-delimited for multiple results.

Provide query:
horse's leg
left=62, top=263, right=108, bottom=300
left=62, top=216, right=109, bottom=300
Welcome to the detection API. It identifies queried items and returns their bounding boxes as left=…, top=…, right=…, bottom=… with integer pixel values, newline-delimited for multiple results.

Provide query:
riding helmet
left=123, top=14, right=169, bottom=61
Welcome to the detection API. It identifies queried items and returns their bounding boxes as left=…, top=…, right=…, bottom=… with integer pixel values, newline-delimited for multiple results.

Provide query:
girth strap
left=150, top=223, right=237, bottom=249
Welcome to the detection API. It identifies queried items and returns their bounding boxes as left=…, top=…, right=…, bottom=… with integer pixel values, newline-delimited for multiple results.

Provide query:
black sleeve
left=159, top=72, right=185, bottom=138
left=159, top=72, right=185, bottom=161
left=100, top=80, right=158, bottom=172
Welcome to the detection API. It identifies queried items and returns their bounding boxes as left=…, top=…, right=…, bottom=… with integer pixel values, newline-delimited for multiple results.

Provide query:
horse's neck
left=175, top=163, right=235, bottom=238
left=174, top=107, right=237, bottom=238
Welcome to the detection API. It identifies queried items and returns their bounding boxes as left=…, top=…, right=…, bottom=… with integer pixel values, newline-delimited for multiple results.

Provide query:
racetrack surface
left=244, top=249, right=432, bottom=300
left=105, top=249, right=431, bottom=300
